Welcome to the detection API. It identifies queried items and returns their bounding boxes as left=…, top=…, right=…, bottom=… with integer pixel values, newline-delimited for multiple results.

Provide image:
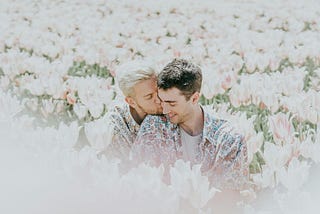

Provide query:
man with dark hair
left=133, top=59, right=249, bottom=191
left=157, top=59, right=202, bottom=100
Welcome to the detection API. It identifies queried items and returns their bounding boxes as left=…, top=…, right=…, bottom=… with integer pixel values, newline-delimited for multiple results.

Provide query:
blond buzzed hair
left=116, top=60, right=157, bottom=97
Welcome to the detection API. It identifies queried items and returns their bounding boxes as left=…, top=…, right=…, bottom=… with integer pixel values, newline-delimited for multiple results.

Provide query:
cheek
left=177, top=105, right=188, bottom=114
left=167, top=106, right=177, bottom=113
left=142, top=99, right=155, bottom=107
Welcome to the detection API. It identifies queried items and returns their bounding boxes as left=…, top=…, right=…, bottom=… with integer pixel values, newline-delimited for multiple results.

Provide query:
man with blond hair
left=95, top=60, right=163, bottom=164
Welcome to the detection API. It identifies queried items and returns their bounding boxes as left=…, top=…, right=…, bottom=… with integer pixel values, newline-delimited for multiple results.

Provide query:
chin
left=148, top=110, right=163, bottom=115
left=153, top=109, right=163, bottom=115
left=169, top=118, right=179, bottom=124
left=150, top=113, right=163, bottom=116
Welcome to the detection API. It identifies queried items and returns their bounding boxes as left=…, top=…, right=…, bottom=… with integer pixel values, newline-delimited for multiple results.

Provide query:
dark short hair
left=157, top=59, right=202, bottom=100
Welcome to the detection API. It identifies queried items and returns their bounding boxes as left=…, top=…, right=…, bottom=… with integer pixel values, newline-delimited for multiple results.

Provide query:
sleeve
left=86, top=112, right=133, bottom=160
left=132, top=115, right=176, bottom=168
left=96, top=112, right=132, bottom=161
left=132, top=115, right=162, bottom=166
left=208, top=122, right=250, bottom=190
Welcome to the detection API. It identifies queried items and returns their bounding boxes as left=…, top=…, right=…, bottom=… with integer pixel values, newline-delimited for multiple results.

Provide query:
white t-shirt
left=180, top=127, right=202, bottom=163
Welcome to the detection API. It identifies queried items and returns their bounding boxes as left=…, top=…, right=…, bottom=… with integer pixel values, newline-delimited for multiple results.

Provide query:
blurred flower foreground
left=1, top=0, right=320, bottom=213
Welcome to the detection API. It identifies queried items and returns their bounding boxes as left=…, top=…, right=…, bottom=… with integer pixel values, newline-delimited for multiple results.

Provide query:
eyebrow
left=164, top=100, right=177, bottom=104
left=157, top=95, right=176, bottom=103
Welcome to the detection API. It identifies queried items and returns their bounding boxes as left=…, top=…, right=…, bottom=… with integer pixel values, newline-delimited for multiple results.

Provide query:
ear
left=125, top=96, right=136, bottom=108
left=191, top=92, right=200, bottom=104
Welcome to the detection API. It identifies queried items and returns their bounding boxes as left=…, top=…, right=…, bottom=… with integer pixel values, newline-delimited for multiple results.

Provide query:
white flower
left=288, top=17, right=305, bottom=33
left=44, top=73, right=64, bottom=99
left=280, top=67, right=305, bottom=96
left=57, top=121, right=79, bottom=149
left=26, top=78, right=45, bottom=96
left=263, top=142, right=291, bottom=172
left=73, top=101, right=88, bottom=120
left=300, top=131, right=320, bottom=163
left=84, top=115, right=114, bottom=151
left=268, top=113, right=295, bottom=145
left=40, top=98, right=55, bottom=118
left=25, top=98, right=38, bottom=112
left=118, top=163, right=179, bottom=214
left=0, top=90, right=23, bottom=121
left=221, top=70, right=238, bottom=90
left=54, top=100, right=65, bottom=114
left=201, top=82, right=215, bottom=100
left=278, top=158, right=310, bottom=191
left=201, top=65, right=225, bottom=99
left=170, top=160, right=219, bottom=209
left=244, top=52, right=257, bottom=73
left=246, top=132, right=264, bottom=163
left=0, top=76, right=10, bottom=90
left=251, top=165, right=277, bottom=189
left=87, top=102, right=104, bottom=118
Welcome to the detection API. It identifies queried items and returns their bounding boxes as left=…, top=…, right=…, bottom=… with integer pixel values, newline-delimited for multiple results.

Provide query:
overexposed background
left=1, top=0, right=320, bottom=213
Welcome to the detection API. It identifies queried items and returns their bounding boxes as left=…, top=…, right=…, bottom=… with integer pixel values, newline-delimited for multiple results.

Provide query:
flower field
left=1, top=0, right=320, bottom=213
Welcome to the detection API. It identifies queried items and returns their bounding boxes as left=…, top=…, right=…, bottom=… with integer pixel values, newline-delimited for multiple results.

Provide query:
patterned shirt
left=133, top=107, right=249, bottom=190
left=102, top=102, right=140, bottom=161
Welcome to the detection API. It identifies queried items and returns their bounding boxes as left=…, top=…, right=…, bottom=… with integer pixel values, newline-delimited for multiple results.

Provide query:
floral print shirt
left=103, top=102, right=140, bottom=161
left=133, top=107, right=249, bottom=190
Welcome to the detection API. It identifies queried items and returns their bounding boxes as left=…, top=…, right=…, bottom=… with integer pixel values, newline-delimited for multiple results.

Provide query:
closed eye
left=165, top=101, right=176, bottom=107
left=144, top=94, right=153, bottom=100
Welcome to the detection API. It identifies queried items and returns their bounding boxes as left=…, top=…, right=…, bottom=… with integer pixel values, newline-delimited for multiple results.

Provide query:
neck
left=180, top=105, right=204, bottom=136
left=129, top=106, right=146, bottom=125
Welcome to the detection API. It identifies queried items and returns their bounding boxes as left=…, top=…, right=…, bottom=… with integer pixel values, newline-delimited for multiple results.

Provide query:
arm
left=132, top=115, right=176, bottom=167
left=208, top=122, right=249, bottom=190
left=102, top=112, right=133, bottom=160
left=84, top=110, right=133, bottom=161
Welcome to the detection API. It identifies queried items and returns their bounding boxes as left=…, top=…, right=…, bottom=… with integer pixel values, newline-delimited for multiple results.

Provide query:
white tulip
left=0, top=90, right=23, bottom=120
left=87, top=102, right=104, bottom=119
left=73, top=102, right=88, bottom=120
left=300, top=133, right=320, bottom=163
left=84, top=115, right=114, bottom=152
left=57, top=121, right=79, bottom=149
left=278, top=158, right=310, bottom=191
left=0, top=76, right=10, bottom=90
left=40, top=98, right=55, bottom=118
left=263, top=142, right=291, bottom=172
left=268, top=113, right=295, bottom=145
left=251, top=165, right=277, bottom=189
left=170, top=160, right=219, bottom=209
left=246, top=132, right=264, bottom=163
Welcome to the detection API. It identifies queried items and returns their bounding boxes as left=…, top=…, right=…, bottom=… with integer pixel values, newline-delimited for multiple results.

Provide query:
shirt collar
left=123, top=104, right=140, bottom=135
left=201, top=106, right=214, bottom=143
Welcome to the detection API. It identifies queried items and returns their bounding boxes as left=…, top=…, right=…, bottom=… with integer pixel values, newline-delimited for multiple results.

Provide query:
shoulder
left=143, top=115, right=170, bottom=125
left=105, top=101, right=130, bottom=122
left=204, top=111, right=244, bottom=147
left=103, top=103, right=129, bottom=131
left=107, top=101, right=127, bottom=115
left=203, top=111, right=227, bottom=140
left=140, top=115, right=172, bottom=131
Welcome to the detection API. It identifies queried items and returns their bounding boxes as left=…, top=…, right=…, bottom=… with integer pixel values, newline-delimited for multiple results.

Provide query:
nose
left=154, top=93, right=161, bottom=104
left=161, top=102, right=170, bottom=114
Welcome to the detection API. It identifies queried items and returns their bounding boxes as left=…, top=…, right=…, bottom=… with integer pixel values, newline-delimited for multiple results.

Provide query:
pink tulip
left=268, top=113, right=295, bottom=145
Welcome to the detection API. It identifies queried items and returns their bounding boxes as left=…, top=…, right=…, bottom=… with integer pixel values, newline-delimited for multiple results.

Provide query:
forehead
left=158, top=87, right=185, bottom=101
left=133, top=78, right=157, bottom=95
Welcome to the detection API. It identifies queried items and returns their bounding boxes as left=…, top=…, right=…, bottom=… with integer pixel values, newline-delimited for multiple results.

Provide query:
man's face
left=158, top=87, right=194, bottom=124
left=131, top=77, right=163, bottom=115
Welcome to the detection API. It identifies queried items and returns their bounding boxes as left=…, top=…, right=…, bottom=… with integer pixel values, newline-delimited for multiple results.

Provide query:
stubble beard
left=136, top=102, right=163, bottom=116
